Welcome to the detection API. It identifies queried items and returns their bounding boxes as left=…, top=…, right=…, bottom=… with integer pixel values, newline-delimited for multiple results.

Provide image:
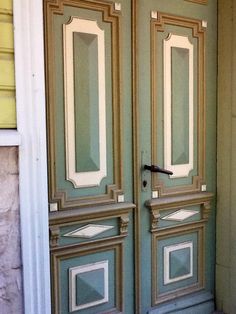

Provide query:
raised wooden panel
left=150, top=12, right=206, bottom=197
left=63, top=17, right=107, bottom=188
left=44, top=0, right=123, bottom=210
left=69, top=260, right=109, bottom=311
left=151, top=222, right=205, bottom=305
left=51, top=238, right=124, bottom=313
left=164, top=34, right=194, bottom=178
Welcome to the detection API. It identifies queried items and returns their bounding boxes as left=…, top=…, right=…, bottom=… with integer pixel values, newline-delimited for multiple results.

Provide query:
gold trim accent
left=151, top=12, right=206, bottom=197
left=44, top=0, right=124, bottom=210
left=51, top=237, right=124, bottom=314
left=151, top=222, right=205, bottom=305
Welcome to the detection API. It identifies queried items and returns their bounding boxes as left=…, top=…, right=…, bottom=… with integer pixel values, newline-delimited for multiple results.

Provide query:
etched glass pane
left=171, top=47, right=189, bottom=165
left=74, top=32, right=100, bottom=172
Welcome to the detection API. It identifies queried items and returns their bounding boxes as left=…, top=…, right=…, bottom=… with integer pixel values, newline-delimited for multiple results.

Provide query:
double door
left=44, top=0, right=217, bottom=313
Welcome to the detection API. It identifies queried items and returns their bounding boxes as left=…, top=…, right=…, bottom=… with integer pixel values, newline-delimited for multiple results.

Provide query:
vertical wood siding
left=0, top=0, right=16, bottom=128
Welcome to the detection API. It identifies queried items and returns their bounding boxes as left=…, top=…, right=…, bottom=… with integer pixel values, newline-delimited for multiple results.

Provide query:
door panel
left=44, top=0, right=217, bottom=313
left=45, top=0, right=128, bottom=210
left=44, top=1, right=134, bottom=313
left=138, top=1, right=216, bottom=313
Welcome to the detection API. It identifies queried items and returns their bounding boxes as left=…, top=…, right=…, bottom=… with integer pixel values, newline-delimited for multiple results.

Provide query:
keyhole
left=143, top=180, right=147, bottom=188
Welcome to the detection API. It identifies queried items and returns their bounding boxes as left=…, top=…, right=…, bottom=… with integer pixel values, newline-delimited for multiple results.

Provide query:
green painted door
left=44, top=0, right=217, bottom=313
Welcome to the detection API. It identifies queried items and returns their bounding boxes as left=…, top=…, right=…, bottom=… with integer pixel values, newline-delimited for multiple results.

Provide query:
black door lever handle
left=144, top=164, right=173, bottom=175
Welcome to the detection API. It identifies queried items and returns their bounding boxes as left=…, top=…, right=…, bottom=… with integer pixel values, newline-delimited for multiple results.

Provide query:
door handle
left=144, top=164, right=173, bottom=175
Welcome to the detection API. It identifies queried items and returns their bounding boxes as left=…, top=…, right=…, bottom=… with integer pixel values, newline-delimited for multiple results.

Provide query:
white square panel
left=69, top=260, right=109, bottom=311
left=164, top=242, right=193, bottom=284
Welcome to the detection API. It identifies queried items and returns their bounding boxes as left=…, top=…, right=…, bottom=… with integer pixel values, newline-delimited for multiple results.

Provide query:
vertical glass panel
left=74, top=32, right=100, bottom=172
left=171, top=47, right=189, bottom=165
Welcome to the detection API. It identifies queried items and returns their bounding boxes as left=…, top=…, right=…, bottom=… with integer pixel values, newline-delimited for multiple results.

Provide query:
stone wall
left=0, top=147, right=23, bottom=313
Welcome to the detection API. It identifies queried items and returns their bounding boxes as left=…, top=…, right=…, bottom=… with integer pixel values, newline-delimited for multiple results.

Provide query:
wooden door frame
left=13, top=0, right=51, bottom=313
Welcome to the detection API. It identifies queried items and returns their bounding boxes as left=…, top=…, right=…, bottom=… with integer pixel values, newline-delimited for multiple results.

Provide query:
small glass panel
left=74, top=32, right=100, bottom=172
left=171, top=47, right=189, bottom=165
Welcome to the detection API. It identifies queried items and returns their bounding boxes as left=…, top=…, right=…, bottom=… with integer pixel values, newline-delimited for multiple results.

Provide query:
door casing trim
left=13, top=0, right=51, bottom=313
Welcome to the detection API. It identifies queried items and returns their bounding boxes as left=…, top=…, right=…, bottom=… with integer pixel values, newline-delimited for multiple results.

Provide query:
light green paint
left=171, top=47, right=189, bottom=165
left=170, top=247, right=191, bottom=279
left=139, top=1, right=217, bottom=313
left=76, top=269, right=105, bottom=306
left=60, top=250, right=115, bottom=314
left=158, top=233, right=198, bottom=295
left=74, top=32, right=100, bottom=172
left=54, top=7, right=113, bottom=197
left=51, top=0, right=217, bottom=313
left=59, top=218, right=119, bottom=246
left=157, top=26, right=198, bottom=188
left=52, top=2, right=134, bottom=314
left=158, top=205, right=201, bottom=229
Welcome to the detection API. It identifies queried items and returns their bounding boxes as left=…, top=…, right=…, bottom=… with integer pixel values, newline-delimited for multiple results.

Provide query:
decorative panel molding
left=161, top=209, right=198, bottom=222
left=164, top=34, right=194, bottom=178
left=146, top=192, right=213, bottom=231
left=64, top=17, right=106, bottom=188
left=49, top=204, right=133, bottom=248
left=44, top=0, right=123, bottom=210
left=69, top=260, right=109, bottom=311
left=164, top=241, right=193, bottom=284
left=51, top=238, right=124, bottom=313
left=151, top=222, right=205, bottom=305
left=63, top=224, right=114, bottom=239
left=151, top=12, right=206, bottom=197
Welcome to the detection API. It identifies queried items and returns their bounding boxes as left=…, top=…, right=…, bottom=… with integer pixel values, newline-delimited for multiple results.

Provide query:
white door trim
left=13, top=0, right=51, bottom=313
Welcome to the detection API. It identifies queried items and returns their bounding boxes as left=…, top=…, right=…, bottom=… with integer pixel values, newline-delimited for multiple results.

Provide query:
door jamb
left=13, top=0, right=51, bottom=313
